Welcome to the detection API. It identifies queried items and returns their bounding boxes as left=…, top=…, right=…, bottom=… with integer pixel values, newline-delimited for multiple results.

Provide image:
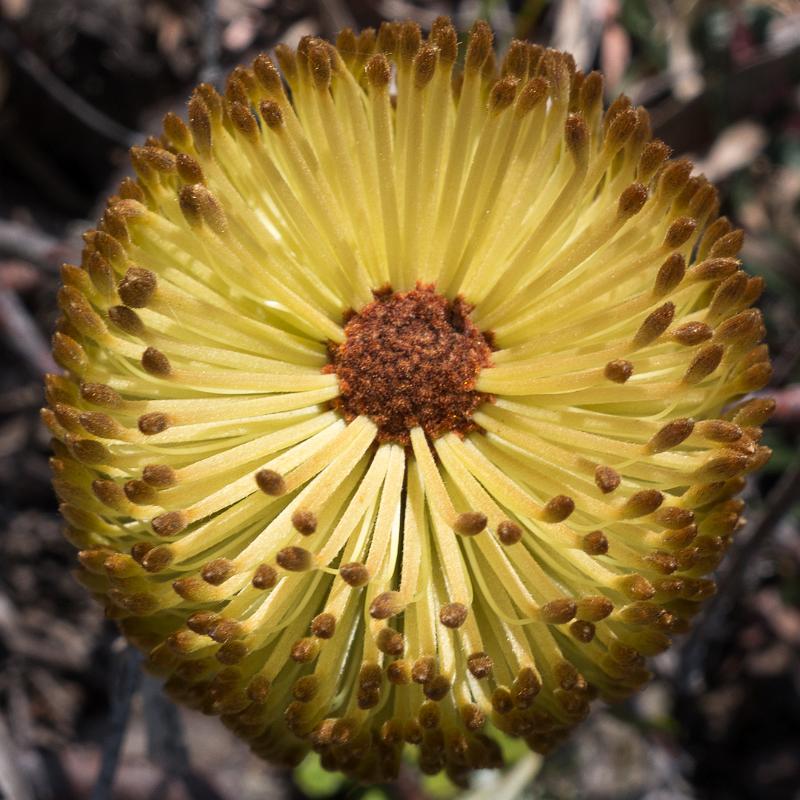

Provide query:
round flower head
left=47, top=18, right=773, bottom=784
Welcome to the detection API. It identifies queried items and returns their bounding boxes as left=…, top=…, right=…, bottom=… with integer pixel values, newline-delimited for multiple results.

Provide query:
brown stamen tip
left=245, top=674, right=270, bottom=703
left=252, top=563, right=277, bottom=590
left=108, top=305, right=145, bottom=337
left=731, top=397, right=775, bottom=427
left=138, top=412, right=171, bottom=435
left=387, top=660, right=411, bottom=685
left=582, top=530, right=609, bottom=556
left=709, top=229, right=744, bottom=258
left=369, top=590, right=403, bottom=620
left=683, top=344, right=724, bottom=384
left=501, top=39, right=527, bottom=79
left=397, top=20, right=421, bottom=63
left=646, top=418, right=695, bottom=453
left=166, top=630, right=197, bottom=654
left=70, top=438, right=109, bottom=464
left=638, top=140, right=671, bottom=182
left=336, top=27, right=357, bottom=57
left=379, top=720, right=404, bottom=747
left=653, top=253, right=686, bottom=297
left=605, top=359, right=633, bottom=383
left=644, top=551, right=678, bottom=575
left=621, top=489, right=664, bottom=518
left=310, top=612, right=336, bottom=639
left=357, top=687, right=380, bottom=711
left=423, top=674, right=451, bottom=702
left=292, top=675, right=319, bottom=702
left=186, top=610, right=218, bottom=634
left=618, top=183, right=648, bottom=218
left=511, top=667, right=541, bottom=708
left=439, top=602, right=468, bottom=629
left=329, top=286, right=493, bottom=445
left=118, top=267, right=157, bottom=308
left=141, top=545, right=172, bottom=573
left=259, top=99, right=284, bottom=130
left=594, top=465, right=621, bottom=494
left=376, top=627, right=405, bottom=656
left=80, top=382, right=122, bottom=408
left=491, top=687, right=514, bottom=715
left=517, top=76, right=548, bottom=113
left=291, top=509, right=317, bottom=535
left=176, top=153, right=204, bottom=184
left=152, top=510, right=187, bottom=537
left=413, top=45, right=437, bottom=90
left=290, top=637, right=319, bottom=663
left=696, top=451, right=751, bottom=481
left=308, top=43, right=332, bottom=90
left=359, top=663, right=383, bottom=692
left=672, top=320, right=713, bottom=346
left=217, top=641, right=249, bottom=665
left=569, top=620, right=596, bottom=643
left=466, top=20, right=493, bottom=70
left=53, top=331, right=89, bottom=375
left=108, top=589, right=158, bottom=617
left=124, top=479, right=157, bottom=505
left=542, top=494, right=574, bottom=523
left=565, top=113, right=589, bottom=162
left=461, top=703, right=487, bottom=731
left=467, top=652, right=494, bottom=679
left=696, top=419, right=742, bottom=443
left=633, top=302, right=675, bottom=348
left=576, top=595, right=614, bottom=621
left=339, top=562, right=369, bottom=586
left=606, top=107, right=637, bottom=147
left=365, top=53, right=391, bottom=88
left=80, top=411, right=120, bottom=438
left=130, top=542, right=154, bottom=564
left=209, top=618, right=243, bottom=644
left=411, top=656, right=436, bottom=684
left=664, top=216, right=697, bottom=249
left=554, top=661, right=580, bottom=690
left=490, top=76, right=519, bottom=113
left=142, top=464, right=176, bottom=488
left=254, top=468, right=286, bottom=496
left=737, top=328, right=768, bottom=368
left=454, top=511, right=487, bottom=536
left=618, top=574, right=656, bottom=600
left=497, top=518, right=522, bottom=545
left=540, top=598, right=577, bottom=624
left=141, top=347, right=172, bottom=377
left=430, top=17, right=457, bottom=63
left=201, top=557, right=236, bottom=585
left=276, top=546, right=313, bottom=572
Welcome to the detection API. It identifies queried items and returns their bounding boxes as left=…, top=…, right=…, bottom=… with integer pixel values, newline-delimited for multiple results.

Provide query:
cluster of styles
left=46, top=17, right=773, bottom=785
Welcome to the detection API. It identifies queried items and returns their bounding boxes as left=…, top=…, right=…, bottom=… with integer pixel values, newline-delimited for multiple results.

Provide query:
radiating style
left=46, top=17, right=773, bottom=784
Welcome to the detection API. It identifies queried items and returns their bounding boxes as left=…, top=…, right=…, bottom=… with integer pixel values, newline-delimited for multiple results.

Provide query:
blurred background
left=1, top=1, right=799, bottom=798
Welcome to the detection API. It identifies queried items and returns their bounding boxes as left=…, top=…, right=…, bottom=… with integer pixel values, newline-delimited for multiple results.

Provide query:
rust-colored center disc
left=328, top=285, right=493, bottom=445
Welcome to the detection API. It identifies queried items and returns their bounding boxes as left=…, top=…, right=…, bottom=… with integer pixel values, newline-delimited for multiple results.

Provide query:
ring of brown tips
left=47, top=15, right=771, bottom=785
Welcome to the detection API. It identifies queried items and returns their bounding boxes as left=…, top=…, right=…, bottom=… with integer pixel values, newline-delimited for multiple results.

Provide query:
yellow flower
left=46, top=18, right=773, bottom=784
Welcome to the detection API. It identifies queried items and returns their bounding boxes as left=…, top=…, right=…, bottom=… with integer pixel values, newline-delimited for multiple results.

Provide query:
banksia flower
left=46, top=18, right=772, bottom=784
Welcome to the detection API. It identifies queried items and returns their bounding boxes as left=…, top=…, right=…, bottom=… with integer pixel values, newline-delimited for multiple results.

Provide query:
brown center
left=328, top=285, right=493, bottom=445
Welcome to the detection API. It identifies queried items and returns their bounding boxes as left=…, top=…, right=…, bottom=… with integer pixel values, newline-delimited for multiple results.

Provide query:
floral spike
left=47, top=17, right=771, bottom=785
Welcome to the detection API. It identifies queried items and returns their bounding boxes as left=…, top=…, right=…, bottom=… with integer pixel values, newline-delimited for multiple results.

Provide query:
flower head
left=47, top=18, right=772, bottom=784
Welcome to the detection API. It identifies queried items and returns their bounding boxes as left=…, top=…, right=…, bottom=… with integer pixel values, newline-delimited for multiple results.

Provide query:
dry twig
left=90, top=644, right=143, bottom=800
left=0, top=27, right=140, bottom=148
left=0, top=289, right=58, bottom=377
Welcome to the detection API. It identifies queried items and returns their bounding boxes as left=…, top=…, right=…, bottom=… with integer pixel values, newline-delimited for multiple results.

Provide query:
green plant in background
left=45, top=15, right=773, bottom=788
